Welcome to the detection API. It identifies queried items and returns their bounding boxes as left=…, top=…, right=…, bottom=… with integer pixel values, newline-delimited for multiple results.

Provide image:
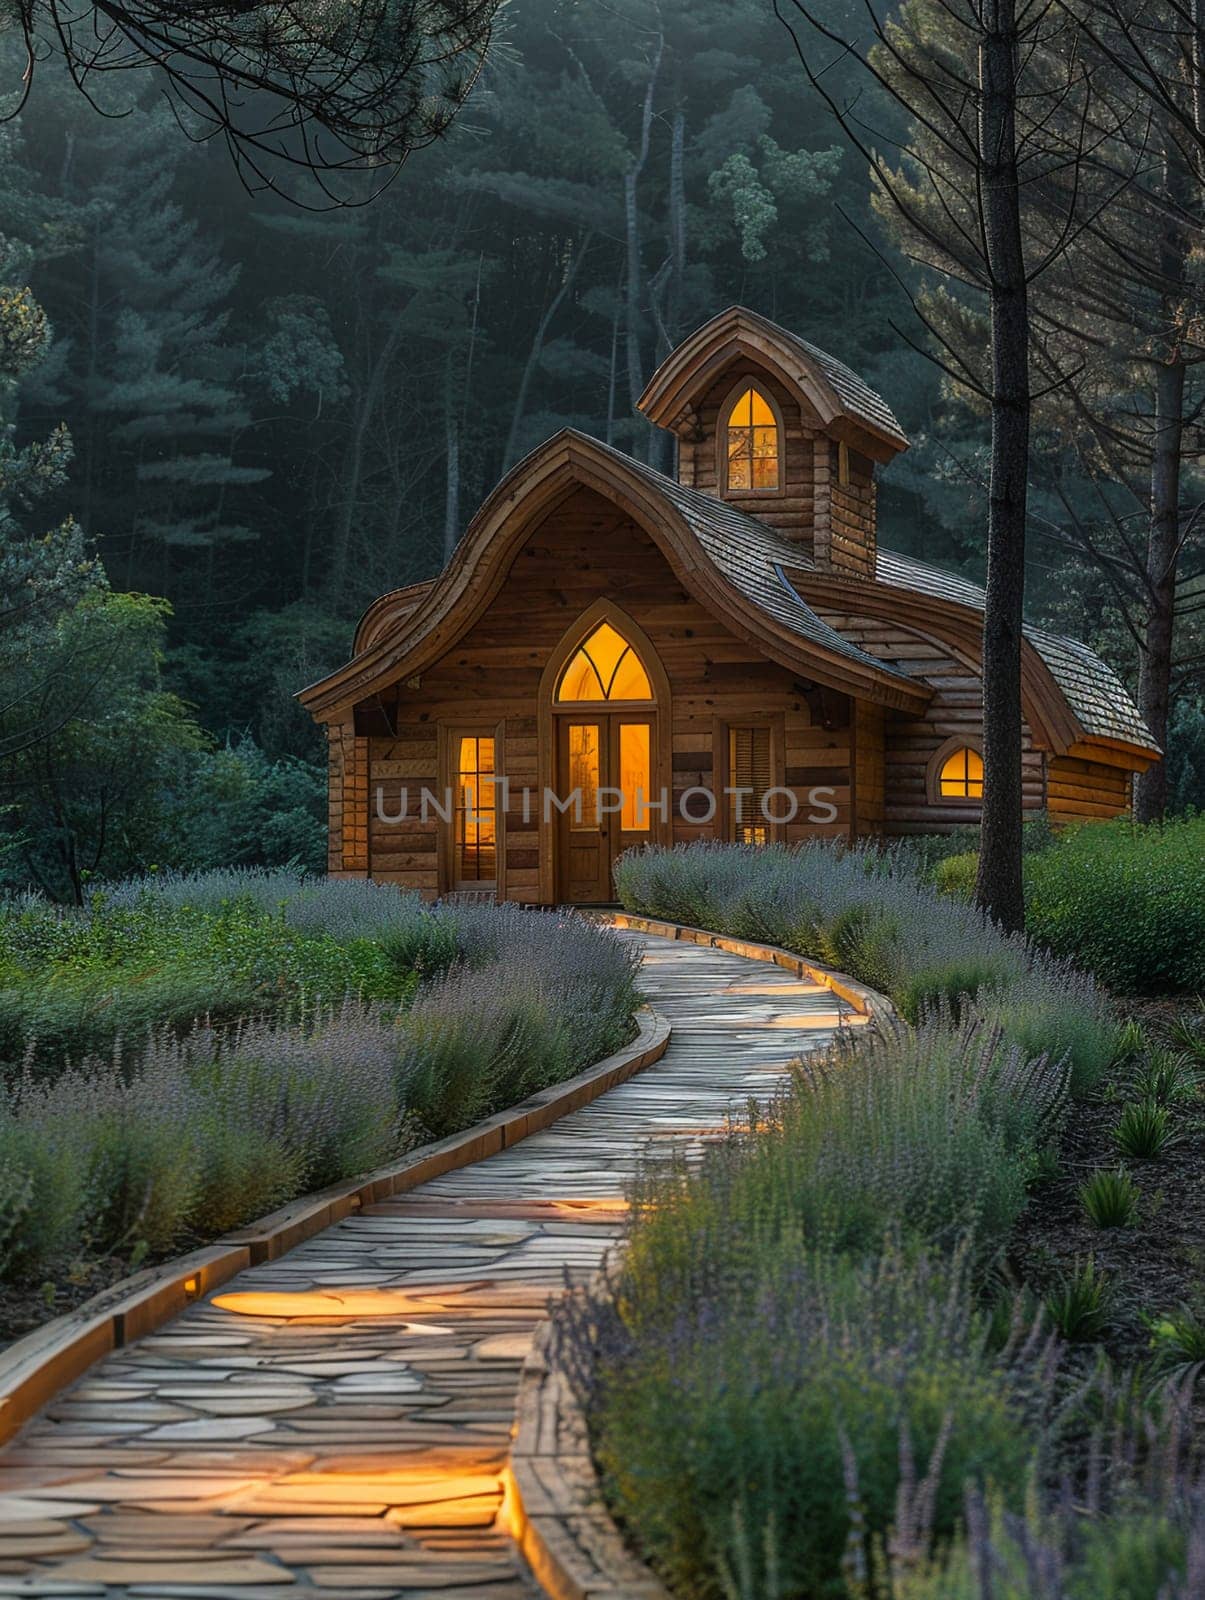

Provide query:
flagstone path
left=0, top=930, right=859, bottom=1597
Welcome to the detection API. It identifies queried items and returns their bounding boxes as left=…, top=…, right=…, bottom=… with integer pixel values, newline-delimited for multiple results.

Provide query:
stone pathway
left=0, top=931, right=857, bottom=1597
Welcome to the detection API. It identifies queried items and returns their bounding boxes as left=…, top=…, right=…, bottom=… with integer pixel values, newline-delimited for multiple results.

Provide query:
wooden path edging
left=506, top=917, right=896, bottom=1600
left=0, top=1006, right=669, bottom=1448
left=506, top=1319, right=673, bottom=1600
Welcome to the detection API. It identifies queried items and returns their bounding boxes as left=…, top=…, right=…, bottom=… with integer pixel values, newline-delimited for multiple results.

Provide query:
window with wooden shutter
left=728, top=725, right=772, bottom=844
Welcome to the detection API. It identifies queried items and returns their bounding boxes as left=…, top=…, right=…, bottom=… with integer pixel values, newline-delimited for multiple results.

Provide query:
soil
left=1007, top=995, right=1205, bottom=1434
left=0, top=1252, right=161, bottom=1353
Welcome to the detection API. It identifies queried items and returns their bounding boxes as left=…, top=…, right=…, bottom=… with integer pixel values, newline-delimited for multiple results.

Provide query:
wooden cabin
left=299, top=306, right=1159, bottom=904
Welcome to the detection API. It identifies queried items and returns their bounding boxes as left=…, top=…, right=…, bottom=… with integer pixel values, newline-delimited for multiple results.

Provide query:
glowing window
left=939, top=746, right=983, bottom=800
left=726, top=386, right=780, bottom=492
left=455, top=735, right=496, bottom=882
left=556, top=622, right=653, bottom=703
left=729, top=725, right=772, bottom=844
left=567, top=723, right=600, bottom=820
left=618, top=723, right=651, bottom=832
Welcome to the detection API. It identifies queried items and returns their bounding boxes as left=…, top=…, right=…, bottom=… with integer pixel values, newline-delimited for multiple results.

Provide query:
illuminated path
left=0, top=931, right=857, bottom=1597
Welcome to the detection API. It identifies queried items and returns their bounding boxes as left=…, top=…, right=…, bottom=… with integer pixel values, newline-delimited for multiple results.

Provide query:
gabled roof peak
left=639, top=305, right=907, bottom=462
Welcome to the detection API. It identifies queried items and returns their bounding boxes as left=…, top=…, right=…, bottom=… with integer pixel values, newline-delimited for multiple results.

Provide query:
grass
left=0, top=872, right=641, bottom=1288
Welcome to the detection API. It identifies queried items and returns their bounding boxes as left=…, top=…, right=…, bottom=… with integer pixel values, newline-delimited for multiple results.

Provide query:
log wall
left=358, top=487, right=854, bottom=900
left=814, top=608, right=1045, bottom=834
left=678, top=368, right=817, bottom=553
left=1047, top=752, right=1132, bottom=821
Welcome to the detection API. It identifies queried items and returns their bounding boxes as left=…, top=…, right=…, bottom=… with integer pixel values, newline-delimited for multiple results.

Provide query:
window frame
left=926, top=735, right=985, bottom=808
left=717, top=377, right=787, bottom=500
left=554, top=620, right=655, bottom=706
left=439, top=720, right=506, bottom=895
left=715, top=713, right=787, bottom=843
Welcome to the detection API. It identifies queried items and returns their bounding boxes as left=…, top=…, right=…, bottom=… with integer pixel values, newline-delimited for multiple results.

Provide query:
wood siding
left=357, top=487, right=853, bottom=900
left=1047, top=753, right=1132, bottom=821
left=853, top=699, right=885, bottom=835
left=679, top=368, right=817, bottom=553
left=814, top=609, right=1045, bottom=834
left=328, top=722, right=369, bottom=875
left=823, top=444, right=877, bottom=579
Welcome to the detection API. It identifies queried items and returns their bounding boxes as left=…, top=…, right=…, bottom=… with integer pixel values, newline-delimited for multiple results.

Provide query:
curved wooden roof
left=786, top=546, right=1158, bottom=762
left=354, top=579, right=435, bottom=653
left=638, top=305, right=909, bottom=462
left=297, top=430, right=933, bottom=720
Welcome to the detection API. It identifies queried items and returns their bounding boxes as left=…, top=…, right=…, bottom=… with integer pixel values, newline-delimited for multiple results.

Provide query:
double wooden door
left=556, top=714, right=655, bottom=903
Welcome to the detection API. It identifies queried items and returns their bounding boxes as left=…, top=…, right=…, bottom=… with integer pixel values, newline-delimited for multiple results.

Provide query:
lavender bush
left=619, top=1014, right=1068, bottom=1329
left=0, top=876, right=642, bottom=1279
left=614, top=842, right=1120, bottom=1095
left=556, top=1239, right=1054, bottom=1600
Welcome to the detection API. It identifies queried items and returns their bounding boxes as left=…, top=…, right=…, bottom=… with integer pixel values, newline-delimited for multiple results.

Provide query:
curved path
left=0, top=931, right=858, bottom=1597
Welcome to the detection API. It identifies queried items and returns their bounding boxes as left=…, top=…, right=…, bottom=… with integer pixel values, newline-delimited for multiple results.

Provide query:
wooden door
left=556, top=715, right=655, bottom=903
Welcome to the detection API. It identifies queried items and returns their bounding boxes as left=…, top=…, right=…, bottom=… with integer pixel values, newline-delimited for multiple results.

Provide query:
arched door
left=549, top=613, right=662, bottom=903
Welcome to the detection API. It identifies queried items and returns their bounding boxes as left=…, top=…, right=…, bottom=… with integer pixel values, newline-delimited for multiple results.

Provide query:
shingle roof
left=875, top=547, right=1156, bottom=749
left=736, top=307, right=909, bottom=450
left=596, top=438, right=918, bottom=688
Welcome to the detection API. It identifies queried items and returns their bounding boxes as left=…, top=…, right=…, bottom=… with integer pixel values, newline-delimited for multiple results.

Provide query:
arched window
left=725, top=385, right=780, bottom=492
left=556, top=621, right=653, bottom=703
left=938, top=745, right=984, bottom=800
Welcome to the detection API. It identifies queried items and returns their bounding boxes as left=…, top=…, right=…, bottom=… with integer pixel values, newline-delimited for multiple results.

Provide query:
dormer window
left=725, top=385, right=780, bottom=492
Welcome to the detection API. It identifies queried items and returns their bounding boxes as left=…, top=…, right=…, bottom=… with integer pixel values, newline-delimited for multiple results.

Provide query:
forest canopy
left=1, top=0, right=1202, bottom=894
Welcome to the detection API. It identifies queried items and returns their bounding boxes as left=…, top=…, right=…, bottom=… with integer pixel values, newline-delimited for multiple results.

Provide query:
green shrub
left=1132, top=1047, right=1200, bottom=1105
left=0, top=876, right=641, bottom=1280
left=615, top=842, right=1119, bottom=1094
left=620, top=1015, right=1065, bottom=1315
left=1043, top=1257, right=1111, bottom=1342
left=1145, top=1303, right=1205, bottom=1385
left=934, top=850, right=979, bottom=899
left=1113, top=1099, right=1174, bottom=1159
left=1078, top=1167, right=1140, bottom=1229
left=1025, top=816, right=1205, bottom=993
left=0, top=1107, right=85, bottom=1280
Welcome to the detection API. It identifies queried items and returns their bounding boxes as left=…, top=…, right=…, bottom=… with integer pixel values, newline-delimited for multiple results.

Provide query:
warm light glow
left=729, top=724, right=772, bottom=842
left=557, top=621, right=652, bottom=702
left=726, top=385, right=780, bottom=491
left=455, top=734, right=496, bottom=882
left=619, top=722, right=651, bottom=831
left=568, top=723, right=600, bottom=817
left=939, top=746, right=984, bottom=799
left=213, top=1289, right=456, bottom=1321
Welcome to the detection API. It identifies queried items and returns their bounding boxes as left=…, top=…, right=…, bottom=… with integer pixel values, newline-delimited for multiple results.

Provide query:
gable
left=298, top=430, right=931, bottom=720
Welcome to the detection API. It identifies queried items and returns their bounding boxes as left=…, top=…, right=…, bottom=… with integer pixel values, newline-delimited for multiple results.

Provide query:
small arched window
left=556, top=621, right=653, bottom=703
left=725, top=385, right=780, bottom=492
left=939, top=745, right=984, bottom=800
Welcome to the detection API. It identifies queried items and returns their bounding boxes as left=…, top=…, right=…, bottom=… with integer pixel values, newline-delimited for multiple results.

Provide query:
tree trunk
left=666, top=108, right=687, bottom=348
left=502, top=232, right=593, bottom=472
left=624, top=38, right=663, bottom=462
left=1134, top=357, right=1184, bottom=820
left=975, top=0, right=1030, bottom=935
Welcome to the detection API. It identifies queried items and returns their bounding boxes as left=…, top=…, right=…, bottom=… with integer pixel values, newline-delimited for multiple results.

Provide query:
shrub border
left=0, top=1007, right=670, bottom=1447
left=505, top=915, right=896, bottom=1600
